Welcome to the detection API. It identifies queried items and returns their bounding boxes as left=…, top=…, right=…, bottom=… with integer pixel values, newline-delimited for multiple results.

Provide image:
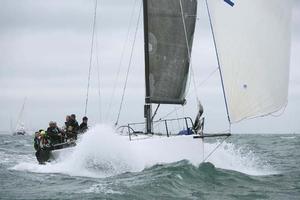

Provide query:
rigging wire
left=179, top=0, right=200, bottom=103
left=115, top=1, right=142, bottom=126
left=163, top=1, right=220, bottom=123
left=151, top=104, right=160, bottom=121
left=95, top=27, right=102, bottom=122
left=204, top=0, right=231, bottom=130
left=158, top=67, right=219, bottom=121
left=105, top=0, right=139, bottom=121
left=196, top=67, right=219, bottom=88
left=202, top=135, right=230, bottom=162
left=175, top=108, right=181, bottom=130
left=159, top=107, right=180, bottom=121
left=84, top=0, right=98, bottom=116
left=163, top=0, right=200, bottom=132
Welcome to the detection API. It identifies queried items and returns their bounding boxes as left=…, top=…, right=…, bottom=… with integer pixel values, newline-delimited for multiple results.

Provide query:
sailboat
left=118, top=0, right=292, bottom=142
left=34, top=0, right=292, bottom=164
left=13, top=98, right=27, bottom=136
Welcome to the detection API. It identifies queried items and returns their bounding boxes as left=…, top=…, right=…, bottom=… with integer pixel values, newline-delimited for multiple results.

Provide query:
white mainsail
left=206, top=0, right=292, bottom=123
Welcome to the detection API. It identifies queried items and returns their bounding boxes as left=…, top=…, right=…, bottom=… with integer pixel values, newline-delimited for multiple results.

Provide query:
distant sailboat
left=118, top=0, right=292, bottom=141
left=13, top=98, right=27, bottom=136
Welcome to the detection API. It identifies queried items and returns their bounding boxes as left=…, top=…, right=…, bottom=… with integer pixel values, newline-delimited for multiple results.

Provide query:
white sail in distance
left=206, top=0, right=292, bottom=123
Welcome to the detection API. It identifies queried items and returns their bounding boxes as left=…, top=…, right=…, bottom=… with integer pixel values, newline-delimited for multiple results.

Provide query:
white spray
left=12, top=124, right=275, bottom=177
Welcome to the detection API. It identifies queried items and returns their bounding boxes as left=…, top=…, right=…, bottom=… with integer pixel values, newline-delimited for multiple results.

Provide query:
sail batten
left=207, top=0, right=292, bottom=123
left=144, top=0, right=197, bottom=105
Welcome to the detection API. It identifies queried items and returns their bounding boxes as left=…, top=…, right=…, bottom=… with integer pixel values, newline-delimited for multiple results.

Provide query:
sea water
left=0, top=124, right=299, bottom=199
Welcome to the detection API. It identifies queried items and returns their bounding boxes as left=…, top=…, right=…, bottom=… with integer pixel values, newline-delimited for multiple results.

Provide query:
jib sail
left=207, top=0, right=292, bottom=123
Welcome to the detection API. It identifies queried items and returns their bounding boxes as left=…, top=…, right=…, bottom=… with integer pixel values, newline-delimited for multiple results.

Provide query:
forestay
left=207, top=0, right=292, bottom=123
left=145, top=0, right=197, bottom=105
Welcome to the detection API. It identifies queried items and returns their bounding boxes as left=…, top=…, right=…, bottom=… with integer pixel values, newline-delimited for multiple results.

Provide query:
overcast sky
left=0, top=0, right=299, bottom=134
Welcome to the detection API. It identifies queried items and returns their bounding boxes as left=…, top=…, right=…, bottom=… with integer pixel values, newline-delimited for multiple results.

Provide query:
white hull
left=50, top=134, right=204, bottom=163
left=50, top=146, right=75, bottom=161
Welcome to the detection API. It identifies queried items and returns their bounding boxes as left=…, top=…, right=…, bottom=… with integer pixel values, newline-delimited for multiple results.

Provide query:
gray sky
left=0, top=0, right=299, bottom=134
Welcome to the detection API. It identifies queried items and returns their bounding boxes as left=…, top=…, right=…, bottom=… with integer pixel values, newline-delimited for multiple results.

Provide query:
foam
left=12, top=124, right=276, bottom=177
left=280, top=136, right=296, bottom=139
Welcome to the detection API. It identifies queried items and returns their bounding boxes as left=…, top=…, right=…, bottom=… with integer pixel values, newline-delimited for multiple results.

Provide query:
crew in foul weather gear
left=79, top=116, right=88, bottom=134
left=47, top=121, right=65, bottom=144
left=34, top=114, right=84, bottom=164
left=34, top=131, right=40, bottom=151
left=70, top=114, right=79, bottom=129
left=64, top=115, right=71, bottom=130
left=66, top=114, right=79, bottom=139
left=35, top=130, right=51, bottom=164
left=38, top=130, right=51, bottom=148
left=193, top=101, right=205, bottom=135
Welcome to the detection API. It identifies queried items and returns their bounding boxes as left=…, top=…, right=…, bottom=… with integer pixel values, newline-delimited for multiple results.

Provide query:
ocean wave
left=11, top=124, right=277, bottom=178
left=280, top=136, right=296, bottom=140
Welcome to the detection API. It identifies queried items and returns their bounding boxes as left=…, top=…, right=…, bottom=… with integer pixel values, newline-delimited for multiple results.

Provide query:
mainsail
left=144, top=0, right=197, bottom=105
left=206, top=0, right=292, bottom=123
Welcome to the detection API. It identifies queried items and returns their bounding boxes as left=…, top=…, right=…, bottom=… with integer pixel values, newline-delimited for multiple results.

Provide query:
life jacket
left=38, top=135, right=50, bottom=149
left=48, top=127, right=61, bottom=135
left=67, top=125, right=74, bottom=132
left=67, top=120, right=79, bottom=133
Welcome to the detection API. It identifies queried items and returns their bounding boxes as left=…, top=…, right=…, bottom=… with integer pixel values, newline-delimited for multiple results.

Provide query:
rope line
left=159, top=107, right=180, bottom=121
left=196, top=67, right=219, bottom=88
left=106, top=0, right=139, bottom=121
left=158, top=67, right=219, bottom=121
left=203, top=136, right=230, bottom=162
left=271, top=103, right=288, bottom=117
left=115, top=2, right=142, bottom=126
left=84, top=0, right=98, bottom=116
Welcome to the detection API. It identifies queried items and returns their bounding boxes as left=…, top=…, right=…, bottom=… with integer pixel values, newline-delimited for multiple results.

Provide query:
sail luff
left=205, top=0, right=231, bottom=124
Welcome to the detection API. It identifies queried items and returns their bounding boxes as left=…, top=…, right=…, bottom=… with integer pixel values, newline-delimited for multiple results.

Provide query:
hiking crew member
left=66, top=114, right=79, bottom=139
left=79, top=116, right=88, bottom=134
left=34, top=131, right=41, bottom=151
left=64, top=115, right=71, bottom=131
left=39, top=130, right=51, bottom=148
left=47, top=121, right=64, bottom=144
left=34, top=129, right=50, bottom=150
left=34, top=114, right=85, bottom=164
left=35, top=130, right=51, bottom=164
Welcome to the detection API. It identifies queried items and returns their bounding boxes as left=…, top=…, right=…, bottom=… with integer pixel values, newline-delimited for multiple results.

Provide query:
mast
left=205, top=0, right=231, bottom=125
left=143, top=0, right=152, bottom=134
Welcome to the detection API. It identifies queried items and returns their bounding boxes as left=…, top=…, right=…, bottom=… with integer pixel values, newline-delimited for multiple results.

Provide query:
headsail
left=144, top=0, right=197, bottom=105
left=206, top=0, right=292, bottom=123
